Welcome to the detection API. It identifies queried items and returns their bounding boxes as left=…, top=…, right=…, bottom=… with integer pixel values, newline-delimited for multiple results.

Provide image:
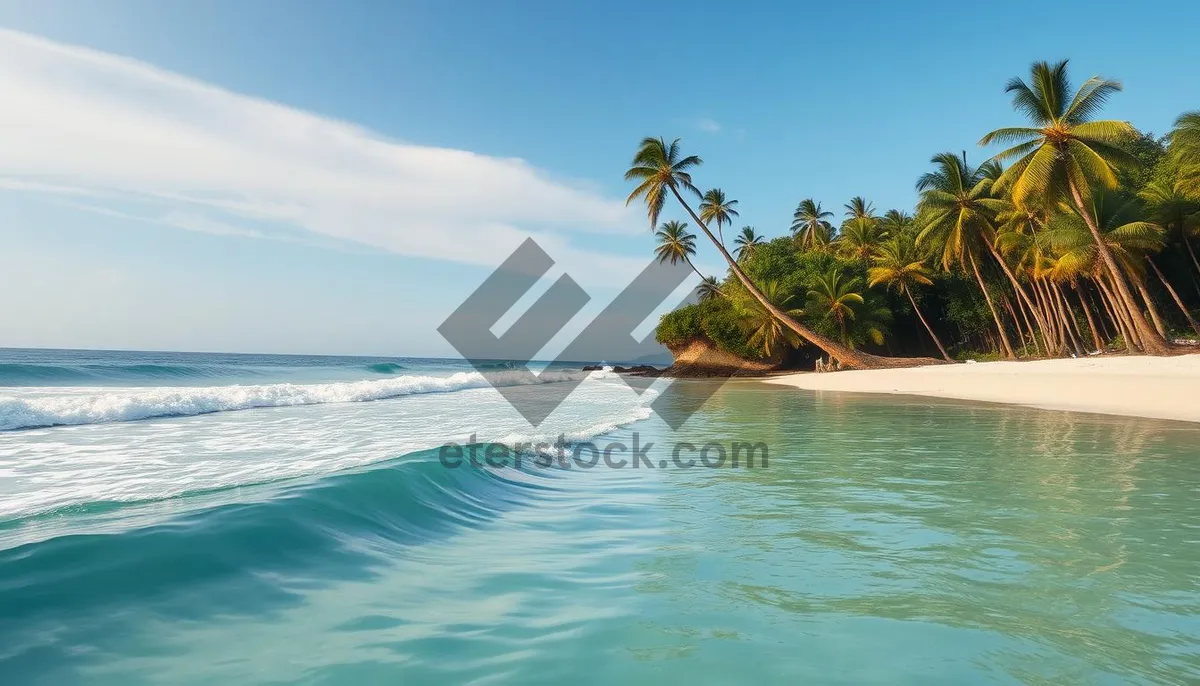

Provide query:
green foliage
left=654, top=298, right=757, bottom=359
left=954, top=350, right=1006, bottom=362
left=643, top=62, right=1200, bottom=365
left=1117, top=130, right=1167, bottom=190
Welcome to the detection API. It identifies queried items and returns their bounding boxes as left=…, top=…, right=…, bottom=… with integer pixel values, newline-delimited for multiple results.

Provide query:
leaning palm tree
left=733, top=226, right=764, bottom=261
left=791, top=199, right=834, bottom=251
left=869, top=235, right=953, bottom=360
left=915, top=152, right=1017, bottom=358
left=652, top=220, right=703, bottom=279
left=695, top=275, right=724, bottom=302
left=624, top=137, right=929, bottom=369
left=979, top=59, right=1169, bottom=353
left=698, top=188, right=739, bottom=245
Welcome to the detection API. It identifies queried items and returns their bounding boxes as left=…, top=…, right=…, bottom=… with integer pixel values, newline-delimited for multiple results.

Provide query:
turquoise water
left=2, top=350, right=1199, bottom=683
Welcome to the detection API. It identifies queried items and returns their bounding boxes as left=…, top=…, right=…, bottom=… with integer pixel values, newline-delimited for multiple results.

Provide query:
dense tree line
left=636, top=60, right=1200, bottom=368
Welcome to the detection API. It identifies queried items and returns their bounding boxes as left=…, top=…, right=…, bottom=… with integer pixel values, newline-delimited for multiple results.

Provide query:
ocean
left=1, top=348, right=1198, bottom=684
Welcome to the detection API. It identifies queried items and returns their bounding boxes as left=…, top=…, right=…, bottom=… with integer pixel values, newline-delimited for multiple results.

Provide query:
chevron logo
left=438, top=238, right=747, bottom=429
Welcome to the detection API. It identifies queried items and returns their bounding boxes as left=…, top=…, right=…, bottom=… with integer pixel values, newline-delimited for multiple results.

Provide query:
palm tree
left=695, top=275, right=724, bottom=302
left=737, top=281, right=805, bottom=358
left=1140, top=178, right=1200, bottom=279
left=844, top=196, right=877, bottom=223
left=880, top=210, right=917, bottom=238
left=915, top=152, right=1017, bottom=358
left=1040, top=191, right=1199, bottom=338
left=1039, top=192, right=1162, bottom=335
left=653, top=220, right=703, bottom=279
left=979, top=59, right=1169, bottom=353
left=838, top=196, right=885, bottom=262
left=869, top=235, right=953, bottom=360
left=836, top=218, right=886, bottom=262
left=698, top=188, right=739, bottom=245
left=733, top=226, right=764, bottom=261
left=791, top=199, right=834, bottom=251
left=806, top=269, right=866, bottom=345
left=1169, top=111, right=1200, bottom=195
left=625, top=136, right=925, bottom=369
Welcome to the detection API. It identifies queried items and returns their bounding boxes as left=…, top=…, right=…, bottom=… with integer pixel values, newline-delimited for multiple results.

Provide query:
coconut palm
left=837, top=197, right=885, bottom=262
left=698, top=188, right=739, bottom=245
left=869, top=235, right=953, bottom=360
left=733, top=226, right=764, bottom=260
left=880, top=210, right=917, bottom=239
left=806, top=269, right=866, bottom=345
left=736, top=281, right=805, bottom=358
left=1041, top=190, right=1171, bottom=340
left=1169, top=111, right=1200, bottom=195
left=1140, top=178, right=1200, bottom=278
left=624, top=137, right=701, bottom=230
left=791, top=199, right=834, bottom=251
left=695, top=275, right=724, bottom=302
left=979, top=59, right=1169, bottom=353
left=836, top=218, right=887, bottom=262
left=625, top=136, right=917, bottom=369
left=653, top=220, right=703, bottom=279
left=915, top=152, right=1017, bottom=358
left=844, top=196, right=877, bottom=224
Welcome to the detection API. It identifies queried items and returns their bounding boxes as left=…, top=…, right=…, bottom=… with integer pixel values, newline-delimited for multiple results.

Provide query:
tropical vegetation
left=638, top=60, right=1200, bottom=370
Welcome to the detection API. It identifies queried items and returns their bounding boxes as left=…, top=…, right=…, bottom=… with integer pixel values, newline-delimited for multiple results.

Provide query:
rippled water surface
left=2, top=365, right=1199, bottom=684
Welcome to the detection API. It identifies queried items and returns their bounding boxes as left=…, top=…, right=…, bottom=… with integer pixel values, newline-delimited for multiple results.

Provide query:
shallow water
left=1, top=351, right=1198, bottom=684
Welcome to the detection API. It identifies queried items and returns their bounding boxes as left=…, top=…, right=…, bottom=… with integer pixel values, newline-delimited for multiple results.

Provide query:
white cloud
left=696, top=117, right=722, bottom=133
left=0, top=29, right=648, bottom=283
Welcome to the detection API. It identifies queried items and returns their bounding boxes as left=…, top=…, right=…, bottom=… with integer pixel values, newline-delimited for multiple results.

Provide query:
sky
left=1, top=0, right=1197, bottom=356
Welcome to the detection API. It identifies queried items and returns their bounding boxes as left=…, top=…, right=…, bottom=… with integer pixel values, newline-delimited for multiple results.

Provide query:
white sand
left=762, top=354, right=1200, bottom=423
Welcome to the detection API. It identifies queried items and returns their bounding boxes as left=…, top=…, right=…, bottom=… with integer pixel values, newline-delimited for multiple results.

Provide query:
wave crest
left=0, top=369, right=609, bottom=431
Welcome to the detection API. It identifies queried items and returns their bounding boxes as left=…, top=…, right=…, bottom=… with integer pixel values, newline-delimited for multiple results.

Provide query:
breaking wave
left=0, top=369, right=608, bottom=431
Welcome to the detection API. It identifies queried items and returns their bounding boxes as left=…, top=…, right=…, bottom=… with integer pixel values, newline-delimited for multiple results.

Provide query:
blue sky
left=1, top=0, right=1197, bottom=356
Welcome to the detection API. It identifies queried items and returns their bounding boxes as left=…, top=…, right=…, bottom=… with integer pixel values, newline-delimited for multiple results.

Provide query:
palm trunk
left=667, top=185, right=938, bottom=369
left=905, top=288, right=952, bottom=361
left=968, top=250, right=1015, bottom=359
left=1096, top=272, right=1140, bottom=351
left=1031, top=278, right=1061, bottom=355
left=1147, top=256, right=1200, bottom=337
left=985, top=242, right=1051, bottom=344
left=1184, top=235, right=1200, bottom=283
left=1001, top=295, right=1028, bottom=356
left=1054, top=283, right=1085, bottom=348
left=1052, top=282, right=1085, bottom=357
left=1134, top=277, right=1168, bottom=339
left=1014, top=286, right=1044, bottom=356
left=1067, top=178, right=1169, bottom=354
left=1073, top=281, right=1105, bottom=352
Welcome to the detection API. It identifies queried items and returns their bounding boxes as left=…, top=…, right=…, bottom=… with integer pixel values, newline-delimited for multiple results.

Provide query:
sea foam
left=0, top=369, right=609, bottom=431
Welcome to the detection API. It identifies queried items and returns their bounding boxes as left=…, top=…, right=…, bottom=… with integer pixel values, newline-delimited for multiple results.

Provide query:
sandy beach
left=763, top=354, right=1200, bottom=423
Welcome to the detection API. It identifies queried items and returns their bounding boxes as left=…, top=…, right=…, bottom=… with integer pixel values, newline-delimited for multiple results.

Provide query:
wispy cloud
left=696, top=118, right=722, bottom=133
left=0, top=29, right=648, bottom=284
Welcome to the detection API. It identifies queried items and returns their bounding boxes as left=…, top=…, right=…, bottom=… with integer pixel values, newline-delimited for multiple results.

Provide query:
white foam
left=0, top=374, right=657, bottom=523
left=0, top=369, right=613, bottom=431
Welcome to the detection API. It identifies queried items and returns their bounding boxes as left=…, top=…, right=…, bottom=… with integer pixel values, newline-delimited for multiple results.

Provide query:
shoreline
left=759, top=354, right=1200, bottom=424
